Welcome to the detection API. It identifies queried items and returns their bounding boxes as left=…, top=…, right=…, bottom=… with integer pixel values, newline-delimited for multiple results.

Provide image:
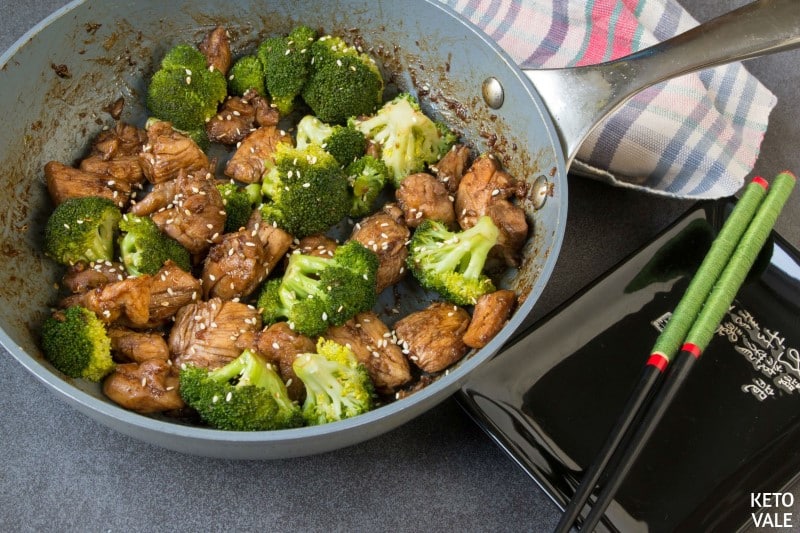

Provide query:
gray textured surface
left=1, top=1, right=797, bottom=532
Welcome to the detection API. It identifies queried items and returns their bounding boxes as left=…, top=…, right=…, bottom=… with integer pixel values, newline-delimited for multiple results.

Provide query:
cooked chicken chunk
left=199, top=25, right=231, bottom=75
left=108, top=327, right=170, bottom=363
left=326, top=312, right=412, bottom=394
left=147, top=262, right=202, bottom=326
left=139, top=121, right=210, bottom=184
left=224, top=125, right=291, bottom=183
left=44, top=161, right=130, bottom=208
left=251, top=92, right=281, bottom=127
left=350, top=203, right=410, bottom=292
left=132, top=169, right=226, bottom=255
left=169, top=298, right=261, bottom=371
left=202, top=228, right=277, bottom=301
left=462, top=290, right=516, bottom=349
left=90, top=122, right=147, bottom=160
left=396, top=172, right=456, bottom=229
left=103, top=359, right=183, bottom=414
left=60, top=275, right=152, bottom=327
left=295, top=234, right=338, bottom=258
left=79, top=155, right=145, bottom=191
left=455, top=155, right=529, bottom=266
left=431, top=144, right=471, bottom=194
left=254, top=322, right=315, bottom=402
left=206, top=95, right=258, bottom=146
left=61, top=261, right=127, bottom=293
left=394, top=302, right=471, bottom=373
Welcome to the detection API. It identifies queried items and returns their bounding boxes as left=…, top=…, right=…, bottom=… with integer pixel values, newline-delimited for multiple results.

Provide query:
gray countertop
left=2, top=1, right=798, bottom=532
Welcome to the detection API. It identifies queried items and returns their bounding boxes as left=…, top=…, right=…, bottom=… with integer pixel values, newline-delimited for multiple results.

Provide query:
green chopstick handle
left=685, top=171, right=796, bottom=351
left=649, top=176, right=768, bottom=363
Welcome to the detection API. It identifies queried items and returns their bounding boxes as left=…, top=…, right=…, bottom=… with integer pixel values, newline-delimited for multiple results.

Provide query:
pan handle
left=522, top=0, right=800, bottom=166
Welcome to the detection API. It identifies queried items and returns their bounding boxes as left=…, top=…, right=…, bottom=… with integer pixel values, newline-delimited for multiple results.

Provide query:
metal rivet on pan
left=482, top=77, right=504, bottom=109
left=531, top=175, right=550, bottom=210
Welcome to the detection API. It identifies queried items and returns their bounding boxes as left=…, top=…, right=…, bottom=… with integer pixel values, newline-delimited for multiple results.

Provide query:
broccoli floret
left=146, top=43, right=227, bottom=131
left=217, top=182, right=262, bottom=233
left=346, top=155, right=389, bottom=218
left=293, top=338, right=375, bottom=425
left=179, top=349, right=303, bottom=431
left=227, top=55, right=266, bottom=96
left=257, top=25, right=317, bottom=115
left=295, top=115, right=366, bottom=166
left=43, top=196, right=122, bottom=266
left=256, top=240, right=379, bottom=336
left=352, top=93, right=457, bottom=186
left=40, top=306, right=114, bottom=382
left=118, top=214, right=191, bottom=276
left=301, top=35, right=384, bottom=124
left=259, top=143, right=350, bottom=238
left=407, top=215, right=500, bottom=305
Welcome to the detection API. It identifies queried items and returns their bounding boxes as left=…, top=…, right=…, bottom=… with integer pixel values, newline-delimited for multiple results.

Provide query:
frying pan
left=0, top=0, right=797, bottom=459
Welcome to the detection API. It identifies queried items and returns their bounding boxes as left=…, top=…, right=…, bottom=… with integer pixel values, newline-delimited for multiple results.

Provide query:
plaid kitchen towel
left=440, top=0, right=778, bottom=199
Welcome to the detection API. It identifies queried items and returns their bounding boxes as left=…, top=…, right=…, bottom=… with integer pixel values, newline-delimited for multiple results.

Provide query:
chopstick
left=554, top=175, right=770, bottom=533
left=577, top=170, right=797, bottom=532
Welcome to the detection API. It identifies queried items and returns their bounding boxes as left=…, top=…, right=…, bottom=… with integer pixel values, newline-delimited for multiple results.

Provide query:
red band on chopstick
left=751, top=176, right=769, bottom=190
left=646, top=353, right=669, bottom=372
left=681, top=343, right=703, bottom=359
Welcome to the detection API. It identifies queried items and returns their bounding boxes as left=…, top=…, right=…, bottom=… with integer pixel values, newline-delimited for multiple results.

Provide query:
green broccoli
left=227, top=55, right=266, bottom=96
left=295, top=115, right=366, bottom=166
left=259, top=143, right=350, bottom=238
left=346, top=155, right=389, bottom=218
left=43, top=196, right=122, bottom=266
left=146, top=43, right=227, bottom=132
left=301, top=35, right=384, bottom=124
left=257, top=240, right=379, bottom=336
left=292, top=338, right=375, bottom=425
left=407, top=215, right=500, bottom=305
left=40, top=306, right=114, bottom=382
left=179, top=349, right=303, bottom=431
left=217, top=182, right=262, bottom=233
left=352, top=93, right=457, bottom=186
left=118, top=214, right=191, bottom=276
left=257, top=25, right=317, bottom=115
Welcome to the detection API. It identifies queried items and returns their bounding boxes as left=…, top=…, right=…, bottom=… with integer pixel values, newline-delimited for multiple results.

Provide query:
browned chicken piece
left=169, top=298, right=262, bottom=371
left=350, top=203, right=410, bottom=292
left=108, top=327, right=170, bottom=363
left=60, top=275, right=152, bottom=327
left=430, top=144, right=471, bottom=194
left=326, top=312, right=412, bottom=394
left=89, top=122, right=147, bottom=160
left=138, top=121, right=210, bottom=184
left=44, top=161, right=130, bottom=208
left=224, top=125, right=292, bottom=183
left=199, top=25, right=231, bottom=75
left=396, top=172, right=456, bottom=229
left=394, top=301, right=471, bottom=373
left=61, top=261, right=127, bottom=293
left=245, top=209, right=294, bottom=265
left=254, top=322, right=316, bottom=402
left=132, top=169, right=226, bottom=255
left=251, top=92, right=280, bottom=127
left=205, top=95, right=258, bottom=145
left=202, top=229, right=274, bottom=301
left=79, top=155, right=145, bottom=192
left=147, top=261, right=202, bottom=326
left=295, top=234, right=338, bottom=258
left=103, top=359, right=184, bottom=414
left=462, top=290, right=516, bottom=349
left=455, top=154, right=529, bottom=266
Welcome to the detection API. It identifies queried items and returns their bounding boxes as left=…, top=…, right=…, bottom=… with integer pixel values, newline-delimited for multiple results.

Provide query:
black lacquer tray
left=459, top=200, right=800, bottom=532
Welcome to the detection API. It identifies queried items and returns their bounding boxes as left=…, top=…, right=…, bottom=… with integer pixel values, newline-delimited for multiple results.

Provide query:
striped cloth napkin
left=440, top=0, right=778, bottom=199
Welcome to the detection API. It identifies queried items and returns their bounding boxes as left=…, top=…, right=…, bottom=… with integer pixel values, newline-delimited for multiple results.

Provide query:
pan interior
left=0, top=0, right=566, bottom=457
